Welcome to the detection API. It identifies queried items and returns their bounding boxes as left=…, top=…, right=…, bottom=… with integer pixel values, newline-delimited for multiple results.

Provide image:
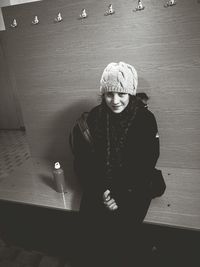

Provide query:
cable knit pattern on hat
left=100, top=62, right=138, bottom=96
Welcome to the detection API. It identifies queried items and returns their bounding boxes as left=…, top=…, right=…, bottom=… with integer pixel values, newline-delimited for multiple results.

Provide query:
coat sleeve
left=139, top=111, right=160, bottom=181
left=128, top=110, right=160, bottom=189
left=70, top=124, right=105, bottom=195
left=145, top=111, right=160, bottom=168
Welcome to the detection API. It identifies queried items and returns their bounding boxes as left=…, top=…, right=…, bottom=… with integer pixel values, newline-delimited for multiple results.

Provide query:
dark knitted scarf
left=93, top=96, right=138, bottom=180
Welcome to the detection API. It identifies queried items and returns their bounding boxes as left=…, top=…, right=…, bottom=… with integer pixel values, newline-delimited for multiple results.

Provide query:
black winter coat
left=72, top=103, right=160, bottom=216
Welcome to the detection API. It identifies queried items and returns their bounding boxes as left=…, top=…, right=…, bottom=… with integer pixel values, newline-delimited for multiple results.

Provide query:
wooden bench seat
left=0, top=157, right=199, bottom=231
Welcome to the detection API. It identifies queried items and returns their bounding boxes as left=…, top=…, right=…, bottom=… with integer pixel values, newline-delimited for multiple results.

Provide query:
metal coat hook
left=32, top=15, right=39, bottom=25
left=164, top=0, right=177, bottom=7
left=54, top=12, right=63, bottom=22
left=11, top=19, right=18, bottom=28
left=79, top=9, right=88, bottom=19
left=134, top=0, right=145, bottom=12
left=104, top=4, right=115, bottom=16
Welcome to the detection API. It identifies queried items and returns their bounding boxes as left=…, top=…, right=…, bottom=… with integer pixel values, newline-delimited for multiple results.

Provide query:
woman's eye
left=118, top=93, right=126, bottom=97
left=106, top=92, right=113, bottom=97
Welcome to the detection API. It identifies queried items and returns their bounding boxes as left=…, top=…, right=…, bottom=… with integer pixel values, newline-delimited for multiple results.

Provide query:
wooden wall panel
left=1, top=0, right=200, bottom=171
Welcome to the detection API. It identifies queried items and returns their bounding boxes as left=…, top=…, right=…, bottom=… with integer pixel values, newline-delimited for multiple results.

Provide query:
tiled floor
left=0, top=130, right=30, bottom=179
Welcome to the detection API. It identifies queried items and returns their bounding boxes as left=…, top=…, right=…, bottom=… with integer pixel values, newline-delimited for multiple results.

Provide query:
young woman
left=71, top=62, right=160, bottom=267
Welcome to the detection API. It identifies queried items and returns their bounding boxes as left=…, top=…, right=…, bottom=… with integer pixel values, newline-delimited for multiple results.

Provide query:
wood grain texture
left=1, top=0, right=200, bottom=173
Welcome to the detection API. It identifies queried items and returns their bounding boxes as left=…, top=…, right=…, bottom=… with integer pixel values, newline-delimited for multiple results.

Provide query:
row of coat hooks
left=10, top=0, right=177, bottom=28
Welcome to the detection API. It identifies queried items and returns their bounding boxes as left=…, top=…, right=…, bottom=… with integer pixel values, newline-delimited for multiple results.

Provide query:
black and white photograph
left=0, top=0, right=199, bottom=266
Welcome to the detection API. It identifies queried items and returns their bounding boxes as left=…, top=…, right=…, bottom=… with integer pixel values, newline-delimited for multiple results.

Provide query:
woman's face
left=104, top=92, right=130, bottom=113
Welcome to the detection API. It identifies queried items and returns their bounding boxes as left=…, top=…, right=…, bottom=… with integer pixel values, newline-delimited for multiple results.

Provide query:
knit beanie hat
left=100, top=62, right=138, bottom=96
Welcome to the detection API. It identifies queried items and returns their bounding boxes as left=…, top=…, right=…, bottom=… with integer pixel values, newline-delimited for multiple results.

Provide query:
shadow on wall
left=45, top=97, right=96, bottom=196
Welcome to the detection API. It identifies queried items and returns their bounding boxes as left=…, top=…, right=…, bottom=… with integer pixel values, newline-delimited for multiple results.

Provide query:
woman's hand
left=103, top=189, right=118, bottom=211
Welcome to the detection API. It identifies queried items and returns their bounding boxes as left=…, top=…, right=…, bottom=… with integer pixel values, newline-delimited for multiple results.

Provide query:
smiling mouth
left=112, top=105, right=121, bottom=108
